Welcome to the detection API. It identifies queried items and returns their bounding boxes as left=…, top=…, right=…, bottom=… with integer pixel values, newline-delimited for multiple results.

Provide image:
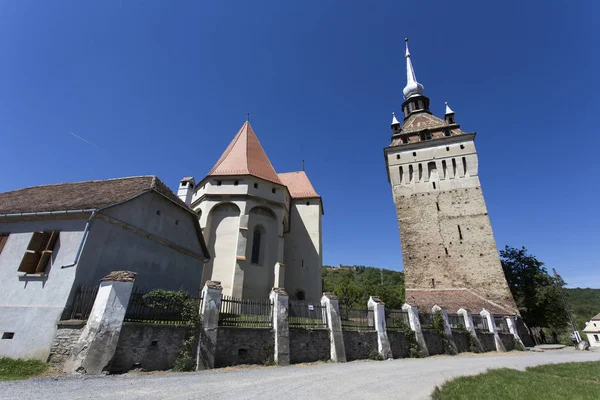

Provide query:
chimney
left=177, top=177, right=195, bottom=207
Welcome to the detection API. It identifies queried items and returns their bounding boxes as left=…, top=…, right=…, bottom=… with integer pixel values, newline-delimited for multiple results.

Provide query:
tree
left=500, top=246, right=568, bottom=330
left=333, top=270, right=363, bottom=309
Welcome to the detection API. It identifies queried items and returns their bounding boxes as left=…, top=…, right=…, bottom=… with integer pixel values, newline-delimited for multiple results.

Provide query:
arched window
left=296, top=290, right=305, bottom=301
left=251, top=226, right=263, bottom=265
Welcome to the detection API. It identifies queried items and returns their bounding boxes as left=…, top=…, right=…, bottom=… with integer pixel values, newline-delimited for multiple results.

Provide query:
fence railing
left=288, top=301, right=327, bottom=329
left=419, top=312, right=434, bottom=329
left=385, top=309, right=410, bottom=331
left=472, top=315, right=489, bottom=332
left=218, top=295, right=272, bottom=328
left=340, top=306, right=374, bottom=331
left=494, top=317, right=510, bottom=334
left=124, top=288, right=201, bottom=325
left=67, top=285, right=99, bottom=320
left=447, top=314, right=464, bottom=329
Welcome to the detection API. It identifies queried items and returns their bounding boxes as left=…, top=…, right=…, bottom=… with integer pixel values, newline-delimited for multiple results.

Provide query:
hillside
left=565, top=288, right=600, bottom=330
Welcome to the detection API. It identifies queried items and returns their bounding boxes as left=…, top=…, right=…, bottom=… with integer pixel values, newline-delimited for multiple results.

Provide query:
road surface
left=2, top=348, right=598, bottom=400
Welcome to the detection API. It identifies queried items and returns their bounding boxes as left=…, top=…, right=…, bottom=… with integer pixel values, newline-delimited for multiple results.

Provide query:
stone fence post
left=197, top=280, right=222, bottom=370
left=270, top=288, right=290, bottom=365
left=505, top=316, right=525, bottom=350
left=481, top=309, right=506, bottom=352
left=457, top=308, right=483, bottom=352
left=432, top=305, right=458, bottom=355
left=402, top=303, right=429, bottom=357
left=368, top=296, right=392, bottom=359
left=321, top=293, right=346, bottom=362
left=64, top=271, right=136, bottom=374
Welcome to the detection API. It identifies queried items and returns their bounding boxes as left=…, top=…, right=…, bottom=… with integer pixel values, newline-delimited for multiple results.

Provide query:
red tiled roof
left=278, top=171, right=320, bottom=199
left=208, top=121, right=283, bottom=185
left=0, top=176, right=187, bottom=214
left=405, top=288, right=515, bottom=315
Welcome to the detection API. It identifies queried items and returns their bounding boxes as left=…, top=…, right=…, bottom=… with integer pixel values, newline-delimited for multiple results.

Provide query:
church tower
left=384, top=39, right=518, bottom=314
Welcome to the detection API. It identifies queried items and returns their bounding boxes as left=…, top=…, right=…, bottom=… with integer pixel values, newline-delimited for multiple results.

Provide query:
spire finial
left=391, top=111, right=400, bottom=126
left=402, top=38, right=424, bottom=100
left=246, top=112, right=250, bottom=122
left=302, top=159, right=305, bottom=171
left=445, top=102, right=454, bottom=115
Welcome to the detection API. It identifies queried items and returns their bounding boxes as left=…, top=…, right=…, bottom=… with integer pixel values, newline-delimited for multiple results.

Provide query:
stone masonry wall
left=342, top=330, right=378, bottom=361
left=215, top=327, right=273, bottom=367
left=109, top=322, right=190, bottom=373
left=499, top=333, right=515, bottom=351
left=47, top=321, right=85, bottom=367
left=387, top=330, right=410, bottom=358
left=393, top=185, right=517, bottom=312
left=477, top=332, right=496, bottom=352
left=422, top=329, right=445, bottom=355
left=289, top=328, right=330, bottom=364
left=451, top=330, right=470, bottom=353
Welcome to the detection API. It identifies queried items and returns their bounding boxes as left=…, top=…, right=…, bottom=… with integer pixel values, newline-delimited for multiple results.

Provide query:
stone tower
left=384, top=39, right=517, bottom=314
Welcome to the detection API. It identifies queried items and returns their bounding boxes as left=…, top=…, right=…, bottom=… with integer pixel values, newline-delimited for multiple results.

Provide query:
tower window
left=412, top=152, right=417, bottom=157
left=444, top=129, right=451, bottom=137
left=431, top=278, right=435, bottom=288
left=458, top=225, right=463, bottom=240
left=254, top=183, right=258, bottom=189
left=462, top=157, right=467, bottom=175
left=234, top=180, right=239, bottom=186
left=251, top=227, right=263, bottom=265
left=181, top=182, right=187, bottom=187
left=396, top=154, right=400, bottom=159
left=452, top=158, right=457, bottom=177
left=216, top=180, right=222, bottom=186
left=399, top=166, right=404, bottom=184
left=402, top=136, right=408, bottom=144
left=420, top=132, right=432, bottom=141
left=272, top=188, right=276, bottom=194
left=442, top=160, right=448, bottom=179
left=418, top=164, right=423, bottom=182
left=433, top=182, right=436, bottom=189
left=306, top=201, right=310, bottom=206
left=409, top=165, right=414, bottom=182
left=460, top=145, right=465, bottom=150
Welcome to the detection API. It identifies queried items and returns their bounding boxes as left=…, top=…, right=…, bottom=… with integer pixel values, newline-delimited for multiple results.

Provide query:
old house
left=583, top=313, right=600, bottom=347
left=0, top=176, right=209, bottom=360
left=178, top=121, right=323, bottom=301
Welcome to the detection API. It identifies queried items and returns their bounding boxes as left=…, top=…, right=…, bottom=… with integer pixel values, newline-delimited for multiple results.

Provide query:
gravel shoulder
left=1, top=349, right=598, bottom=400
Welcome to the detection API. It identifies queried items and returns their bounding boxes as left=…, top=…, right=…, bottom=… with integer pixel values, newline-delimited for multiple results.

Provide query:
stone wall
left=451, top=330, right=470, bottom=353
left=289, top=328, right=330, bottom=364
left=499, top=333, right=515, bottom=351
left=477, top=332, right=496, bottom=352
left=387, top=330, right=410, bottom=358
left=47, top=321, right=85, bottom=367
left=422, top=330, right=445, bottom=355
left=342, top=330, right=378, bottom=361
left=215, top=327, right=273, bottom=367
left=109, top=322, right=190, bottom=373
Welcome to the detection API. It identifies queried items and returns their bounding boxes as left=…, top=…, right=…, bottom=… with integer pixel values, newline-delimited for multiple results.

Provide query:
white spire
left=391, top=112, right=400, bottom=126
left=445, top=102, right=454, bottom=115
left=403, top=38, right=424, bottom=100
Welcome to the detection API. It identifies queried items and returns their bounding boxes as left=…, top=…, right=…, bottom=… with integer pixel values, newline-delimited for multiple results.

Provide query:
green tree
left=500, top=246, right=568, bottom=330
left=333, top=271, right=363, bottom=309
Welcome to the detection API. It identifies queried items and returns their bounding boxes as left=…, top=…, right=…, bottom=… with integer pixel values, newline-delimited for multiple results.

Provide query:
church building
left=384, top=39, right=518, bottom=315
left=178, top=121, right=323, bottom=301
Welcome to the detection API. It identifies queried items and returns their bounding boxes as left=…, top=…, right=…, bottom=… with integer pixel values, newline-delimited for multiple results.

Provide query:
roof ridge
left=1, top=175, right=156, bottom=193
left=208, top=124, right=246, bottom=175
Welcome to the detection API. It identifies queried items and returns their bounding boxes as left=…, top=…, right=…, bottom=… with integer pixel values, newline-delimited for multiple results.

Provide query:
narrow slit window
left=462, top=157, right=467, bottom=175
left=399, top=166, right=404, bottom=184
left=452, top=158, right=457, bottom=177
left=442, top=160, right=447, bottom=179
left=251, top=227, right=262, bottom=265
left=433, top=182, right=436, bottom=189
left=436, top=202, right=440, bottom=211
left=457, top=225, right=463, bottom=240
left=444, top=247, right=449, bottom=256
left=418, top=164, right=423, bottom=181
left=409, top=165, right=414, bottom=182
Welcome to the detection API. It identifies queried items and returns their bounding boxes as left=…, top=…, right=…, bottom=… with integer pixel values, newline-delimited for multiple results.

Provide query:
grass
left=432, top=361, right=600, bottom=400
left=0, top=357, right=49, bottom=381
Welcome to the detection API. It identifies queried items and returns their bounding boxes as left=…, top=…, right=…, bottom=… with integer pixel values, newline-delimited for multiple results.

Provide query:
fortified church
left=177, top=121, right=323, bottom=301
left=385, top=39, right=519, bottom=315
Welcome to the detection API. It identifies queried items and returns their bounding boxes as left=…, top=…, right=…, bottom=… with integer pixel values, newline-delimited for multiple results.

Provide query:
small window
left=421, top=132, right=432, bottom=141
left=181, top=181, right=187, bottom=187
left=444, top=129, right=451, bottom=137
left=2, top=332, right=14, bottom=339
left=251, top=226, right=263, bottom=265
left=272, top=188, right=276, bottom=194
left=396, top=154, right=400, bottom=159
left=460, top=145, right=465, bottom=150
left=595, top=334, right=599, bottom=341
left=402, top=136, right=408, bottom=144
left=234, top=180, right=239, bottom=186
left=296, top=290, right=305, bottom=301
left=254, top=183, right=258, bottom=189
left=217, top=180, right=222, bottom=186
left=412, top=152, right=417, bottom=157
left=0, top=234, right=9, bottom=255
left=433, top=182, right=436, bottom=189
left=18, top=231, right=59, bottom=274
left=446, top=146, right=449, bottom=151
left=156, top=210, right=161, bottom=215
left=306, top=201, right=310, bottom=206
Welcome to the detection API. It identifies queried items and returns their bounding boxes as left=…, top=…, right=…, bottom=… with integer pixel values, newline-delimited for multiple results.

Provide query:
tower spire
left=403, top=38, right=424, bottom=100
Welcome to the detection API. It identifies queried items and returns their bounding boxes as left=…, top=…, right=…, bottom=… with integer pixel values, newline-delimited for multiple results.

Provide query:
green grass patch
left=0, top=357, right=49, bottom=381
left=432, top=362, right=600, bottom=400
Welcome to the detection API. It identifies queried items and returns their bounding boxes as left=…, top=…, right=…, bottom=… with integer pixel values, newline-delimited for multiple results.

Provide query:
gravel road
left=2, top=349, right=598, bottom=400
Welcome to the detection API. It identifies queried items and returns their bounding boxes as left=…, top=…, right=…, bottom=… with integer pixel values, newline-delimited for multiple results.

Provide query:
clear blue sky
left=1, top=1, right=598, bottom=288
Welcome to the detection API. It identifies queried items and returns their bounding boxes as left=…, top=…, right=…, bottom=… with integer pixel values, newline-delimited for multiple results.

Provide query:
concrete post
left=196, top=280, right=223, bottom=370
left=505, top=316, right=525, bottom=350
left=432, top=305, right=458, bottom=355
left=321, top=293, right=346, bottom=362
left=457, top=308, right=483, bottom=352
left=481, top=309, right=506, bottom=352
left=402, top=303, right=429, bottom=357
left=368, top=296, right=392, bottom=359
left=273, top=262, right=285, bottom=289
left=64, top=271, right=136, bottom=374
left=269, top=288, right=290, bottom=365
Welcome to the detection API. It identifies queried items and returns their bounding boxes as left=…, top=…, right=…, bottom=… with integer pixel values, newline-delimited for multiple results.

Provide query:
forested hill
left=321, top=265, right=600, bottom=330
left=565, top=288, right=600, bottom=330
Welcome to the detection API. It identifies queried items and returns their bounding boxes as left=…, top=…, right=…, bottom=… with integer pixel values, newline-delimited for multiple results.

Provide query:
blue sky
left=1, top=1, right=598, bottom=287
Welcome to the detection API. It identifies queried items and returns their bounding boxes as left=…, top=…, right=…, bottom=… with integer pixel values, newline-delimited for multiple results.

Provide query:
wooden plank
left=0, top=235, right=8, bottom=254
left=18, top=252, right=40, bottom=274
left=35, top=250, right=52, bottom=273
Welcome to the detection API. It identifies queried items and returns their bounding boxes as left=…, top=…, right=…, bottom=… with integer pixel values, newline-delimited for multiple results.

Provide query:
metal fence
left=340, top=306, right=374, bottom=331
left=67, top=285, right=99, bottom=320
left=419, top=312, right=434, bottom=329
left=288, top=301, right=327, bottom=329
left=219, top=295, right=273, bottom=328
left=124, top=288, right=202, bottom=325
left=472, top=315, right=489, bottom=331
left=385, top=309, right=410, bottom=331
left=494, top=317, right=510, bottom=333
left=447, top=314, right=464, bottom=329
